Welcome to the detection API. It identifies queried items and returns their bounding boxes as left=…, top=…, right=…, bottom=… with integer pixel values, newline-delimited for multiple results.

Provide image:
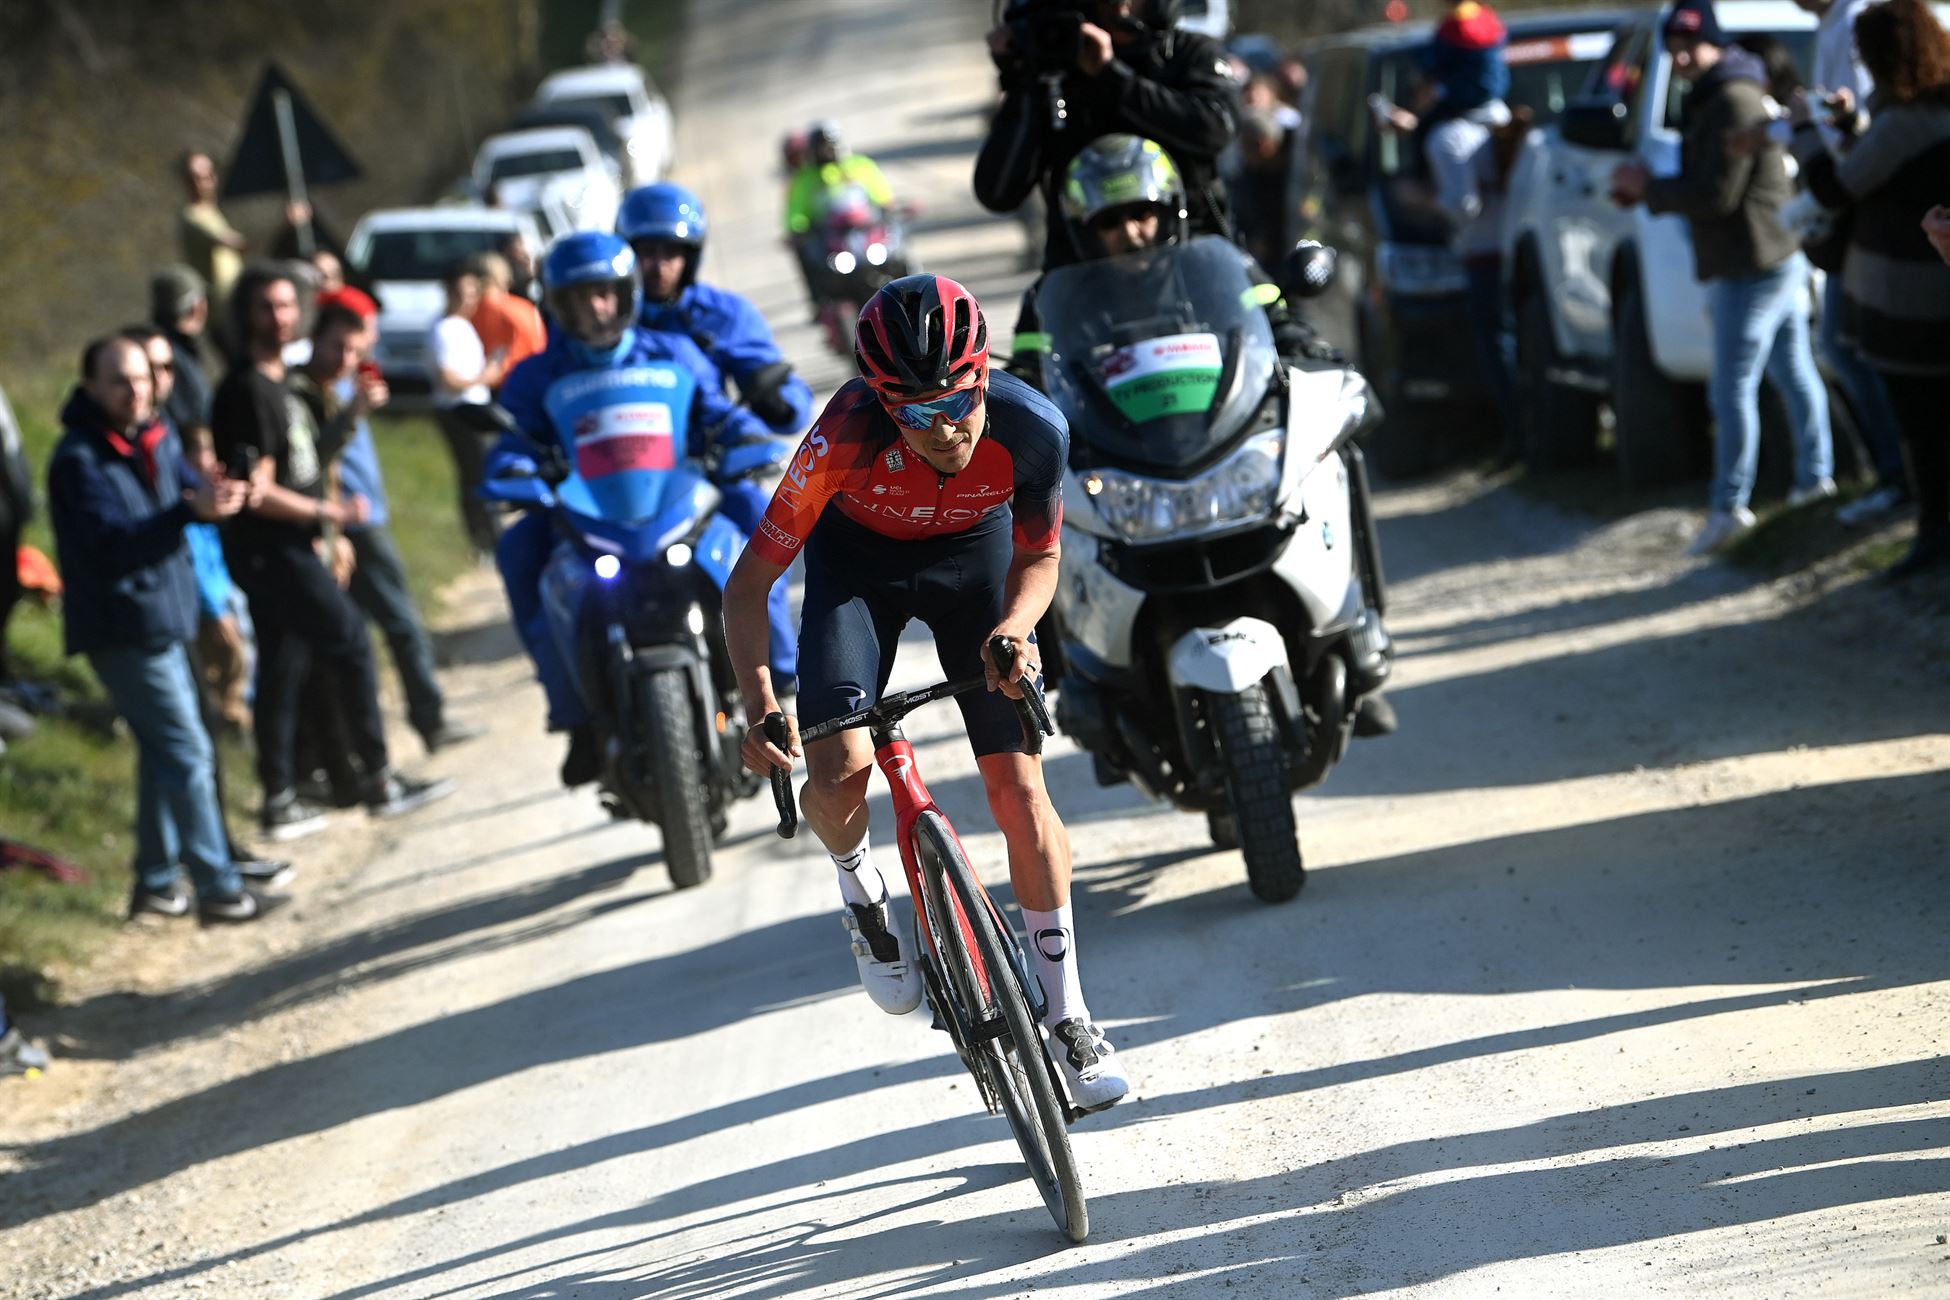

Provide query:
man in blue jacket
left=46, top=336, right=279, bottom=924
left=491, top=232, right=794, bottom=787
left=618, top=182, right=813, bottom=436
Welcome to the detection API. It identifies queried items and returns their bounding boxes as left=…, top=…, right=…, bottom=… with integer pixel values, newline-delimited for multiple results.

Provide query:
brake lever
left=762, top=712, right=798, bottom=839
left=988, top=635, right=1054, bottom=756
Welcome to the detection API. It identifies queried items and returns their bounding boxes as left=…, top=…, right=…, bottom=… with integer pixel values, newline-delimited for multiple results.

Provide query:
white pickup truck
left=1502, top=1, right=1827, bottom=485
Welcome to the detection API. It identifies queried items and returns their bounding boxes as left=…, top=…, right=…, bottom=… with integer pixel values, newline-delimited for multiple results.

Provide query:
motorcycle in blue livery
left=480, top=369, right=789, bottom=889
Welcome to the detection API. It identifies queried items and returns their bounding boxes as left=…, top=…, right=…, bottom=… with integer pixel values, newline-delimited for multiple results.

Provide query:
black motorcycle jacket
left=975, top=25, right=1239, bottom=270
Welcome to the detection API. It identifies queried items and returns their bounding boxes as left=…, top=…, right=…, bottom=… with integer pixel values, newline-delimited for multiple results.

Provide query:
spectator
left=295, top=301, right=482, bottom=753
left=0, top=993, right=50, bottom=1076
left=1276, top=54, right=1309, bottom=111
left=149, top=265, right=215, bottom=445
left=1232, top=107, right=1297, bottom=269
left=1925, top=204, right=1950, bottom=264
left=1780, top=0, right=1913, bottom=528
left=121, top=325, right=287, bottom=881
left=0, top=381, right=30, bottom=689
left=1611, top=0, right=1834, bottom=556
left=428, top=263, right=503, bottom=556
left=176, top=152, right=247, bottom=349
left=46, top=336, right=279, bottom=922
left=1792, top=0, right=1950, bottom=579
left=464, top=252, right=547, bottom=390
left=212, top=264, right=456, bottom=839
left=498, top=232, right=543, bottom=305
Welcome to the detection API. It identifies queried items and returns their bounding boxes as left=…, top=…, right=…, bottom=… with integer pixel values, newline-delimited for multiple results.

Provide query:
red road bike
left=763, top=638, right=1089, bottom=1241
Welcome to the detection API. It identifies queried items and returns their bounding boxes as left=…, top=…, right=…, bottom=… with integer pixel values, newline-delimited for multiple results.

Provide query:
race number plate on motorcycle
left=543, top=364, right=690, bottom=483
left=1099, top=332, right=1222, bottom=423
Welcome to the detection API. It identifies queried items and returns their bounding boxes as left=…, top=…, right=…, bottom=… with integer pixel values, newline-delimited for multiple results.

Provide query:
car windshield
left=360, top=228, right=510, bottom=281
left=487, top=149, right=586, bottom=183
left=1665, top=30, right=1816, bottom=128
left=548, top=92, right=637, bottom=121
left=1037, top=237, right=1277, bottom=474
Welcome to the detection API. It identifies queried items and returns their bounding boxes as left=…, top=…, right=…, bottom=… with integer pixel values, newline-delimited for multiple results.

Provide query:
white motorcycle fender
left=1167, top=617, right=1286, bottom=695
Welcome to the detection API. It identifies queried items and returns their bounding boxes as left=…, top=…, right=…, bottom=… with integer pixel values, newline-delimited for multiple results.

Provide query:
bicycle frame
left=872, top=728, right=997, bottom=1002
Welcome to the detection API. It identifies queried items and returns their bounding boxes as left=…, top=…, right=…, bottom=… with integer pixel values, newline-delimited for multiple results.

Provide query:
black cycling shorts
left=797, top=505, right=1039, bottom=759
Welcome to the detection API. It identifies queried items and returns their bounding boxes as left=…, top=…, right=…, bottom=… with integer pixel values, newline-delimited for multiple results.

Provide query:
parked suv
left=1301, top=9, right=1628, bottom=477
left=1501, top=1, right=1908, bottom=485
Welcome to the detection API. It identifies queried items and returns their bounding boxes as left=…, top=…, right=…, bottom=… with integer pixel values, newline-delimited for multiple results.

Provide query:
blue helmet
left=542, top=231, right=638, bottom=349
left=618, top=183, right=707, bottom=296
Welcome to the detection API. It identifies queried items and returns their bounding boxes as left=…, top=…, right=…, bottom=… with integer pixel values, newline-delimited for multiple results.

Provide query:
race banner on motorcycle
left=543, top=364, right=690, bottom=482
left=1099, top=333, right=1223, bottom=424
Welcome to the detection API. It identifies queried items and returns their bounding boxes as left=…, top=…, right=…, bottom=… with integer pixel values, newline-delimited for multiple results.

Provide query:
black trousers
left=0, top=504, right=21, bottom=681
left=435, top=404, right=499, bottom=555
left=1878, top=369, right=1950, bottom=534
left=230, top=540, right=388, bottom=797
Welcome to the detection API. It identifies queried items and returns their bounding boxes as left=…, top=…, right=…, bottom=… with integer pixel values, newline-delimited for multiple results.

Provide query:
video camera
left=1000, top=0, right=1088, bottom=77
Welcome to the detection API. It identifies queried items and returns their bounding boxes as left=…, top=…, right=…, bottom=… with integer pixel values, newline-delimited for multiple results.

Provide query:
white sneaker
left=1048, top=1018, right=1130, bottom=1113
left=1786, top=476, right=1838, bottom=509
left=841, top=898, right=923, bottom=1015
left=1837, top=484, right=1909, bottom=528
left=1685, top=507, right=1758, bottom=557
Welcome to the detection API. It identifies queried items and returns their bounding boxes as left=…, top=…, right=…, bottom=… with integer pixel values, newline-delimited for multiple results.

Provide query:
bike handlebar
left=763, top=636, right=1055, bottom=840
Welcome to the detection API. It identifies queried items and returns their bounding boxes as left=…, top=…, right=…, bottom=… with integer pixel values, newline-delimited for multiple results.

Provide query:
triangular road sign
left=221, top=62, right=363, bottom=199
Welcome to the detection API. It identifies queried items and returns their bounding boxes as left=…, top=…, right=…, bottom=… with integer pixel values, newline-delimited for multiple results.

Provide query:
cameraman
left=976, top=0, right=1238, bottom=271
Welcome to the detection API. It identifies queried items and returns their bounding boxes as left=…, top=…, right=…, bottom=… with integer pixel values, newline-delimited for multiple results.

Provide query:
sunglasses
left=885, top=388, right=979, bottom=431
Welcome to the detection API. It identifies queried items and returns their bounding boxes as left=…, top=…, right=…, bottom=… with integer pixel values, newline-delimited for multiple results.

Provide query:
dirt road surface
left=4, top=2, right=1947, bottom=1296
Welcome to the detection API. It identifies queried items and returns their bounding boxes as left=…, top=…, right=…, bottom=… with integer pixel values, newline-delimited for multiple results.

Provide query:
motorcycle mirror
left=1279, top=241, right=1339, bottom=302
left=453, top=403, right=520, bottom=436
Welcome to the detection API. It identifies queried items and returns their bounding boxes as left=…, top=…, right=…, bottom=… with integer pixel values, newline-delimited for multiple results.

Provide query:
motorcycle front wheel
left=1208, top=684, right=1305, bottom=903
left=643, top=666, right=714, bottom=890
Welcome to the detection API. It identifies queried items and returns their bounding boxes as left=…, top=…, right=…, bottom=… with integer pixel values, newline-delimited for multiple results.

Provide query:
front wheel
left=1208, top=685, right=1305, bottom=903
left=643, top=666, right=713, bottom=889
left=916, top=812, right=1089, bottom=1242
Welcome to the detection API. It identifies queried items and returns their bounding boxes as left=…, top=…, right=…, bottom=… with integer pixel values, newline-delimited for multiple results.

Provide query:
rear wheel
left=916, top=812, right=1089, bottom=1243
left=1516, top=292, right=1602, bottom=468
left=1209, top=685, right=1305, bottom=903
left=643, top=667, right=713, bottom=889
left=1612, top=275, right=1706, bottom=489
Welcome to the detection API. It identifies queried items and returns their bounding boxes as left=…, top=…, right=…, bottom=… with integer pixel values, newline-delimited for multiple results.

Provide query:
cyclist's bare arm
left=986, top=541, right=1059, bottom=698
left=727, top=549, right=796, bottom=773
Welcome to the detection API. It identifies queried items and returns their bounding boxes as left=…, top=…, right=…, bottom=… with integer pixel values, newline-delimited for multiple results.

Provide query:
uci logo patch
left=885, top=445, right=905, bottom=473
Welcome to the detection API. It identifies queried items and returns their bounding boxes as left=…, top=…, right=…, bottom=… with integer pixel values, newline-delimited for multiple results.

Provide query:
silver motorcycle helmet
left=1059, top=134, right=1191, bottom=259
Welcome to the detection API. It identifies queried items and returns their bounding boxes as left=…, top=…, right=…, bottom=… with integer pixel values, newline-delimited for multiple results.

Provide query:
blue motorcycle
left=480, top=403, right=788, bottom=889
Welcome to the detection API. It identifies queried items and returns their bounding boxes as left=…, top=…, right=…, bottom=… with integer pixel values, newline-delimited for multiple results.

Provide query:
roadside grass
left=0, top=366, right=468, bottom=1006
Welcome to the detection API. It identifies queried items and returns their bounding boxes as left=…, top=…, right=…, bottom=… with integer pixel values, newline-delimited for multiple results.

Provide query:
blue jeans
left=88, top=644, right=241, bottom=900
left=495, top=480, right=797, bottom=731
left=1704, top=254, right=1833, bottom=512
left=1818, top=274, right=1906, bottom=489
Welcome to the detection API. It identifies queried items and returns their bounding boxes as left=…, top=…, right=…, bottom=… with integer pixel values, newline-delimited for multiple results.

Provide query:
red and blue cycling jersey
left=750, top=370, right=1068, bottom=566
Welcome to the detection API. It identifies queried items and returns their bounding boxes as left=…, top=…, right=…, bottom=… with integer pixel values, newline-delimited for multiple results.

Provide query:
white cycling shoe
left=842, top=897, right=924, bottom=1015
left=1049, top=1018, right=1130, bottom=1113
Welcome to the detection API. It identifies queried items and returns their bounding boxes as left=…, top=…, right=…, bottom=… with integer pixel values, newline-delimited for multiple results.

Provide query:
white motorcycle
left=1041, top=236, right=1392, bottom=903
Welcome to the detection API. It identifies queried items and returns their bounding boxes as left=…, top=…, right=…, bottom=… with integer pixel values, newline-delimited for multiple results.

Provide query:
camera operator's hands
left=1077, top=21, right=1113, bottom=75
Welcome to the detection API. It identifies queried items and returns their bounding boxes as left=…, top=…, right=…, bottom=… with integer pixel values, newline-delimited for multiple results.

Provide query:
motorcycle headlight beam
left=666, top=542, right=693, bottom=568
left=1088, top=429, right=1286, bottom=545
left=594, top=554, right=623, bottom=582
left=831, top=250, right=857, bottom=275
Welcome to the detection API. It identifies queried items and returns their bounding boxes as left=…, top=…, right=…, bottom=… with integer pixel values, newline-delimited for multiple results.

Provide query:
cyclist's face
left=1093, top=207, right=1161, bottom=257
left=890, top=388, right=987, bottom=473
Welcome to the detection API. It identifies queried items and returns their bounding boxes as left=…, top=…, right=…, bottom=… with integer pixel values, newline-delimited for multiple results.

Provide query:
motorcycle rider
left=784, top=121, right=897, bottom=314
left=1038, top=135, right=1400, bottom=737
left=726, top=274, right=1129, bottom=1111
left=619, top=181, right=814, bottom=437
left=490, top=232, right=794, bottom=787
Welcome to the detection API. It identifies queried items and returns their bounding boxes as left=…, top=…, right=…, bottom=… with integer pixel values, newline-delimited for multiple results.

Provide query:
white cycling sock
left=1020, top=903, right=1088, bottom=1028
left=831, top=830, right=887, bottom=908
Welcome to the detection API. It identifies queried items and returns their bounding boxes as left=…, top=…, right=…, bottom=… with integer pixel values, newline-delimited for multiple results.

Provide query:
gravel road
left=3, top=2, right=1947, bottom=1297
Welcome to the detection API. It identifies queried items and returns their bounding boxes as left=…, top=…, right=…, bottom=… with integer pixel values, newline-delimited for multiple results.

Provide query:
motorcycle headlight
left=1081, top=429, right=1284, bottom=545
left=831, top=249, right=857, bottom=275
left=865, top=242, right=888, bottom=266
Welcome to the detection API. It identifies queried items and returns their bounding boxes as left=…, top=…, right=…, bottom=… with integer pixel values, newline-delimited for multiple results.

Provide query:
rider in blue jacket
left=618, top=182, right=814, bottom=437
left=490, top=232, right=796, bottom=788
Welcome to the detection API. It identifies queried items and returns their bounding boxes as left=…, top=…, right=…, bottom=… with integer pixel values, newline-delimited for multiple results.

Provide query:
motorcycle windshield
left=1038, top=237, right=1278, bottom=475
left=543, top=359, right=698, bottom=527
left=817, top=182, right=879, bottom=232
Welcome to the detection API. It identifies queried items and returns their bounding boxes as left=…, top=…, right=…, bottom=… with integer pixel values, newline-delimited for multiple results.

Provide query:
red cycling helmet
left=854, top=274, right=990, bottom=401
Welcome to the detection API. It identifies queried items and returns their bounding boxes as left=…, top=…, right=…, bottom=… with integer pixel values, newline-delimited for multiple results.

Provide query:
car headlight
left=1081, top=429, right=1284, bottom=544
left=1377, top=241, right=1466, bottom=298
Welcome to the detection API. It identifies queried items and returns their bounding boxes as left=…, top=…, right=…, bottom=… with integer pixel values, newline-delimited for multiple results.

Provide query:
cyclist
left=618, top=182, right=814, bottom=436
left=726, top=275, right=1129, bottom=1113
left=490, top=232, right=793, bottom=787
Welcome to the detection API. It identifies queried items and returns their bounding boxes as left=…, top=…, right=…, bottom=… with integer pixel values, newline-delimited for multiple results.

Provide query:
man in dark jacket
left=45, top=336, right=277, bottom=923
left=975, top=0, right=1238, bottom=272
left=1609, top=0, right=1832, bottom=555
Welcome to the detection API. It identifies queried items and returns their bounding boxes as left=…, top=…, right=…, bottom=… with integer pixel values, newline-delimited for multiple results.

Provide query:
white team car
left=343, top=206, right=543, bottom=392
left=471, top=126, right=621, bottom=235
left=531, top=63, right=674, bottom=187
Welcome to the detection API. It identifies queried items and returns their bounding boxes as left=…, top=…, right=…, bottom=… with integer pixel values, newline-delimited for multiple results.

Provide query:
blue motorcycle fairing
left=548, top=470, right=723, bottom=566
left=481, top=475, right=556, bottom=508
left=692, top=513, right=745, bottom=590
left=543, top=359, right=701, bottom=526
